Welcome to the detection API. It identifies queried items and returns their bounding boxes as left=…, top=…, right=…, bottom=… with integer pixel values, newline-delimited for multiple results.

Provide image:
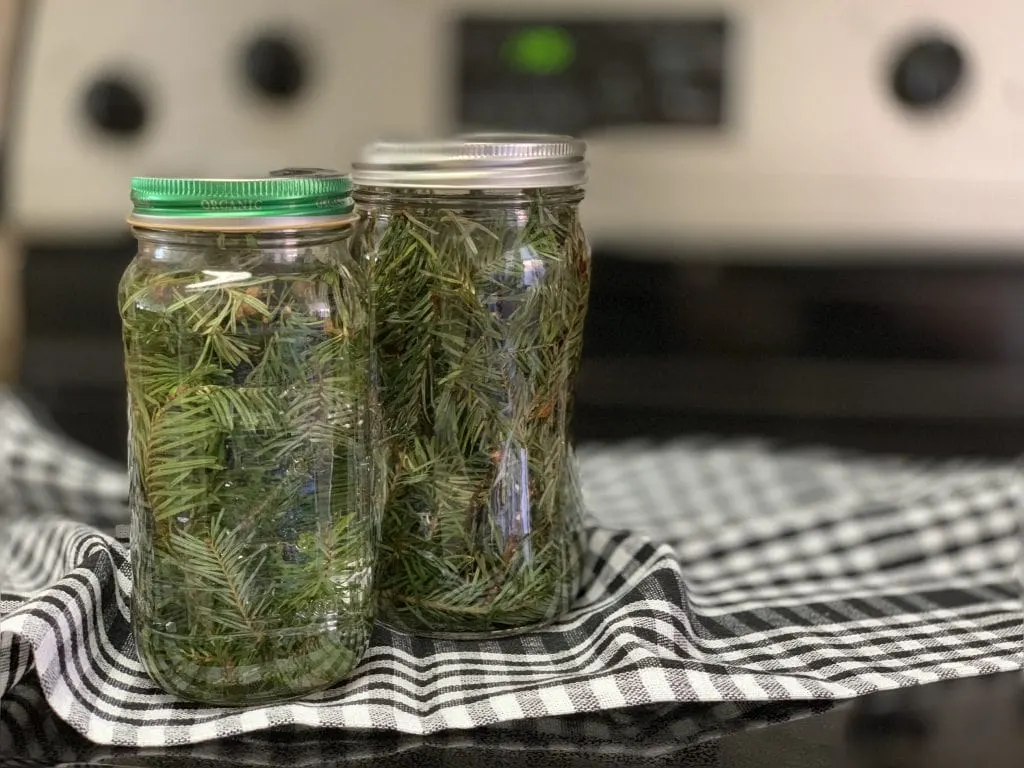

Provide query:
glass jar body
left=119, top=224, right=382, bottom=704
left=356, top=186, right=591, bottom=637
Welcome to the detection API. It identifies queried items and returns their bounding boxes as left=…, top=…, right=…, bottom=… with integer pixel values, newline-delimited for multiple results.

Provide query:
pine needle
left=120, top=230, right=380, bottom=703
left=365, top=190, right=591, bottom=635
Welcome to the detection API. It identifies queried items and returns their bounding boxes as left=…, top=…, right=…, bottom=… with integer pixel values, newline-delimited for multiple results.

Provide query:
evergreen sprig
left=365, top=190, right=591, bottom=635
left=120, top=231, right=379, bottom=704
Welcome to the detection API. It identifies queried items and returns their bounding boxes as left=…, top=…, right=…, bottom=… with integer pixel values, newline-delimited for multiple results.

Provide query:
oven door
left=574, top=251, right=1024, bottom=458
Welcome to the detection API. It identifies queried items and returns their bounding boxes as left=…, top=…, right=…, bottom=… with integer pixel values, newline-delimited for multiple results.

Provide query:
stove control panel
left=459, top=18, right=728, bottom=135
left=8, top=0, right=1024, bottom=254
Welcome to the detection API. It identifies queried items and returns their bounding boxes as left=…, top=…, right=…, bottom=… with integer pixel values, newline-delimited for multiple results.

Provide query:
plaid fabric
left=0, top=390, right=1020, bottom=748
left=0, top=673, right=836, bottom=764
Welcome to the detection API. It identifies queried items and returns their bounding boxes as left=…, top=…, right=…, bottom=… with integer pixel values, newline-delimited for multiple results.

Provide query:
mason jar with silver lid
left=352, top=133, right=591, bottom=637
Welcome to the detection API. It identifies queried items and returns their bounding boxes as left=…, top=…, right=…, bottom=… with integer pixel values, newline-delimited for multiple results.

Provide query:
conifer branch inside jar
left=352, top=134, right=592, bottom=637
left=120, top=172, right=383, bottom=704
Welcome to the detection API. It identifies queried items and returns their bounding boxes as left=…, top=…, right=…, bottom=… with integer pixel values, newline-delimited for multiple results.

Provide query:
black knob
left=83, top=77, right=147, bottom=137
left=244, top=35, right=306, bottom=100
left=891, top=36, right=965, bottom=110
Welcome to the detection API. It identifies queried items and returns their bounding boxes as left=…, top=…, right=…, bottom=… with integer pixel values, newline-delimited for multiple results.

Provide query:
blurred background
left=3, top=0, right=1024, bottom=462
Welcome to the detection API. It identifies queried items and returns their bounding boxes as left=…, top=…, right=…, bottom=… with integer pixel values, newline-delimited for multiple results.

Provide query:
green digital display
left=502, top=26, right=576, bottom=75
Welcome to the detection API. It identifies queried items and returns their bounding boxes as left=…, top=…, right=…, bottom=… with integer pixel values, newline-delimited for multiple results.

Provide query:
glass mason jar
left=352, top=134, right=591, bottom=637
left=119, top=173, right=382, bottom=704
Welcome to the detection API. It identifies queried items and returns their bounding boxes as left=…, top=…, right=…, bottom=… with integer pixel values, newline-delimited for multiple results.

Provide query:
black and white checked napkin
left=0, top=390, right=1020, bottom=748
left=2, top=671, right=838, bottom=764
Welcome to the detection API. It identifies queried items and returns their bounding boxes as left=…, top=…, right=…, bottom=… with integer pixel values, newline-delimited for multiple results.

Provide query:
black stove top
left=18, top=246, right=1024, bottom=463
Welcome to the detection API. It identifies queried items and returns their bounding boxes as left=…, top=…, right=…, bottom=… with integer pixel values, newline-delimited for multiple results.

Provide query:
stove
left=6, top=0, right=1024, bottom=460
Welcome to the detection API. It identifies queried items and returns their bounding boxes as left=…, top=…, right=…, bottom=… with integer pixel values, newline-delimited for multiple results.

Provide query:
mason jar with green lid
left=352, top=134, right=591, bottom=637
left=119, top=172, right=382, bottom=704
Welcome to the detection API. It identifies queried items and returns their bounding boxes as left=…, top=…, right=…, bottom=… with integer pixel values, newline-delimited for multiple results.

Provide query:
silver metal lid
left=350, top=133, right=588, bottom=190
left=268, top=167, right=347, bottom=178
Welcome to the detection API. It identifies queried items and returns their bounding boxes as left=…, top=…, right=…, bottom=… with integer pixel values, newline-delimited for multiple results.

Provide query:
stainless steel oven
left=8, top=0, right=1024, bottom=458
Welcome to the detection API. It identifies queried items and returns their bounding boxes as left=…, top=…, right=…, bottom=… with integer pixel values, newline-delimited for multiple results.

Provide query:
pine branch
left=121, top=234, right=379, bottom=703
left=171, top=516, right=269, bottom=635
left=371, top=192, right=590, bottom=634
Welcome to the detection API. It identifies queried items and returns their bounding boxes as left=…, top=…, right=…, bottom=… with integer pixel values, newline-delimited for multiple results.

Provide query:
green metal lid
left=129, top=173, right=354, bottom=220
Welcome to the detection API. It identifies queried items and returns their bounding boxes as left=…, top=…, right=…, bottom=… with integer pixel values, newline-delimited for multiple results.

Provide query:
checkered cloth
left=1, top=672, right=836, bottom=764
left=0, top=390, right=1020, bottom=748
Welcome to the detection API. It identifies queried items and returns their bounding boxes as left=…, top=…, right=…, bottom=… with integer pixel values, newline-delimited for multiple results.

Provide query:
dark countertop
left=3, top=672, right=1022, bottom=767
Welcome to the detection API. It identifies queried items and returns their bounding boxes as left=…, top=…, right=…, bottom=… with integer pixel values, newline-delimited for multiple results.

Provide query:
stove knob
left=83, top=77, right=147, bottom=137
left=244, top=35, right=306, bottom=100
left=891, top=37, right=965, bottom=109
